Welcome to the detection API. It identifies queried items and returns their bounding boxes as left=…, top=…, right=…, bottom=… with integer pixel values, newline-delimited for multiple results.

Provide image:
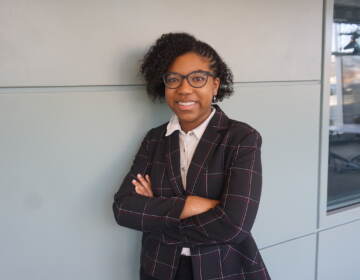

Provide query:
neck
left=179, top=107, right=212, bottom=133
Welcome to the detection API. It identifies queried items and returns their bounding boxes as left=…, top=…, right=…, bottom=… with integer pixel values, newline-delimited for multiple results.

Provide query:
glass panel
left=327, top=1, right=360, bottom=212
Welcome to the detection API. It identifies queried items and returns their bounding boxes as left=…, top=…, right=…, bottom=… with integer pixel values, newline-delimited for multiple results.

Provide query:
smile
left=178, top=101, right=195, bottom=106
left=176, top=101, right=197, bottom=110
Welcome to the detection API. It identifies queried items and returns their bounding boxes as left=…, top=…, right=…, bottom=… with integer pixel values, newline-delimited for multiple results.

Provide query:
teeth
left=178, top=101, right=195, bottom=106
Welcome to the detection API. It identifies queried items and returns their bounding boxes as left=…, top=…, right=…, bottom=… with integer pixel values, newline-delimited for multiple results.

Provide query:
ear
left=213, top=77, right=220, bottom=96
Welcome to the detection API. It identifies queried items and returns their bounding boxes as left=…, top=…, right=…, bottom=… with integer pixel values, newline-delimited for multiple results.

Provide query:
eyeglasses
left=162, top=70, right=215, bottom=89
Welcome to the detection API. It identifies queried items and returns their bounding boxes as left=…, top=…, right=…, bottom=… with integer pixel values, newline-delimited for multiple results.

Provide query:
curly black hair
left=140, top=32, right=234, bottom=102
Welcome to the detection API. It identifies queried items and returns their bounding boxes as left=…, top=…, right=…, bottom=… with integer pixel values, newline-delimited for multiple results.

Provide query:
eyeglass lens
left=164, top=72, right=209, bottom=89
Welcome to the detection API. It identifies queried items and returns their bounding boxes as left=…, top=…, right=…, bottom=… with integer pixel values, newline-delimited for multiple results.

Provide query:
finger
left=144, top=175, right=154, bottom=197
left=142, top=174, right=152, bottom=190
left=137, top=174, right=149, bottom=187
left=137, top=174, right=152, bottom=196
left=137, top=187, right=148, bottom=196
left=132, top=177, right=146, bottom=189
left=134, top=176, right=152, bottom=197
left=132, top=179, right=148, bottom=196
left=131, top=179, right=141, bottom=191
left=145, top=174, right=152, bottom=184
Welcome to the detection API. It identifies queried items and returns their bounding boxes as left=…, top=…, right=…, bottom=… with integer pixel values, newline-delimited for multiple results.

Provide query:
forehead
left=167, top=52, right=211, bottom=74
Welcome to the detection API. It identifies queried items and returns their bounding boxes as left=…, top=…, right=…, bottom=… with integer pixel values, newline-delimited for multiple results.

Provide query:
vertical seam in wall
left=315, top=0, right=330, bottom=279
left=314, top=232, right=320, bottom=280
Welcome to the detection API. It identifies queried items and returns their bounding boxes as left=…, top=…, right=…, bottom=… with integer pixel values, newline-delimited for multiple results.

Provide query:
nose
left=177, top=77, right=193, bottom=94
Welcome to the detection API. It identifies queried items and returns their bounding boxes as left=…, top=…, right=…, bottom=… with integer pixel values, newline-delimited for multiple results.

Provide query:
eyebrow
left=166, top=69, right=211, bottom=75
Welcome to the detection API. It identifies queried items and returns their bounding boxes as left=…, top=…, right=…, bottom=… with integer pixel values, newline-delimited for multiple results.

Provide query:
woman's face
left=164, top=52, right=220, bottom=132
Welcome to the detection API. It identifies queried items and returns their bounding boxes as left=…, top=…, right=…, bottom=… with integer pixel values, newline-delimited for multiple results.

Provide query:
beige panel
left=318, top=220, right=360, bottom=280
left=221, top=82, right=320, bottom=247
left=0, top=0, right=322, bottom=86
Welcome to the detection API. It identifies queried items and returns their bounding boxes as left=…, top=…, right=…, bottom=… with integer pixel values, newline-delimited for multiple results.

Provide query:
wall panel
left=0, top=81, right=320, bottom=279
left=260, top=235, right=316, bottom=280
left=0, top=0, right=322, bottom=87
left=317, top=220, right=360, bottom=280
left=0, top=86, right=169, bottom=280
left=222, top=83, right=320, bottom=247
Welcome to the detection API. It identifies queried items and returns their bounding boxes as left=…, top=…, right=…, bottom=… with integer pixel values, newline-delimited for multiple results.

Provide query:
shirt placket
left=180, top=133, right=186, bottom=190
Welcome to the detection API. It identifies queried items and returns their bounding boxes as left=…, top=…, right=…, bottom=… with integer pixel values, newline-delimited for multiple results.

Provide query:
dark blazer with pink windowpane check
left=113, top=105, right=271, bottom=280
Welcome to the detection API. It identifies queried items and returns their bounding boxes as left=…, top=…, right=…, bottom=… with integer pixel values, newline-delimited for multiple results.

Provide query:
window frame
left=319, top=0, right=360, bottom=228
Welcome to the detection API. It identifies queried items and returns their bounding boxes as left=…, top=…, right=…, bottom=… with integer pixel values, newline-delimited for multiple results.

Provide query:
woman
left=113, top=33, right=271, bottom=280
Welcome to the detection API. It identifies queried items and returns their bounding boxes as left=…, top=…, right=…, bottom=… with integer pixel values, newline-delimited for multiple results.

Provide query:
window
left=327, top=1, right=360, bottom=211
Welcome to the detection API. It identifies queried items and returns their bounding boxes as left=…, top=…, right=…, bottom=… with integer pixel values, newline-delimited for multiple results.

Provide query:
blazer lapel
left=164, top=105, right=230, bottom=196
left=186, top=105, right=229, bottom=194
left=165, top=130, right=186, bottom=196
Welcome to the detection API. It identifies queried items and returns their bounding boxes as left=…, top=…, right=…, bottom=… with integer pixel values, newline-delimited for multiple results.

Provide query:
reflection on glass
left=327, top=2, right=360, bottom=211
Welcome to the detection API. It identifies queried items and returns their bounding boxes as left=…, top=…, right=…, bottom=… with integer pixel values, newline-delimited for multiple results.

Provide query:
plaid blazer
left=113, top=105, right=271, bottom=280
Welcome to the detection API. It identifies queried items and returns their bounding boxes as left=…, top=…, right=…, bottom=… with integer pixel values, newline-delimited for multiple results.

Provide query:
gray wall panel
left=261, top=235, right=316, bottom=280
left=222, top=83, right=320, bottom=247
left=0, top=82, right=320, bottom=279
left=317, top=220, right=360, bottom=280
left=0, top=0, right=322, bottom=87
left=0, top=86, right=170, bottom=280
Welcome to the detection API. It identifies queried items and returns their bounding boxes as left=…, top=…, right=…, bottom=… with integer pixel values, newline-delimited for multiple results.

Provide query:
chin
left=177, top=110, right=198, bottom=119
left=177, top=113, right=197, bottom=122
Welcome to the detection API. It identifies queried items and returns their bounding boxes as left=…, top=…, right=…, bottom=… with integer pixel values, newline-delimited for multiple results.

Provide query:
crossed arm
left=131, top=173, right=219, bottom=220
left=113, top=130, right=262, bottom=247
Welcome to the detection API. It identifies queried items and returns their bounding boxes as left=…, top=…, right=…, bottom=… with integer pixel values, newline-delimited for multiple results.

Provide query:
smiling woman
left=112, top=33, right=271, bottom=280
left=164, top=52, right=220, bottom=132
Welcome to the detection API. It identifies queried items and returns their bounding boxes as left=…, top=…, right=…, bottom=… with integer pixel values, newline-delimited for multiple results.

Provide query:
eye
left=166, top=76, right=179, bottom=84
left=190, top=75, right=206, bottom=82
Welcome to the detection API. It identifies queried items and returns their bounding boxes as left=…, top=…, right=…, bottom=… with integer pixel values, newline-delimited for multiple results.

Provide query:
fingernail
left=137, top=173, right=141, bottom=178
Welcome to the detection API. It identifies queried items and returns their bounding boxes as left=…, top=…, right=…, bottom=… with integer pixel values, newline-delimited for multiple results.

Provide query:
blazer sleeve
left=112, top=129, right=186, bottom=233
left=149, top=131, right=263, bottom=247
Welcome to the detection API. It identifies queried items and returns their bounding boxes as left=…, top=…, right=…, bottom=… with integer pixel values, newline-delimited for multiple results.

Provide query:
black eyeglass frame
left=162, top=70, right=216, bottom=89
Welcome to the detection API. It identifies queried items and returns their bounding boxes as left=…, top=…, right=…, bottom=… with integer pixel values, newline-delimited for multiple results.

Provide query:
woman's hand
left=132, top=174, right=154, bottom=198
left=180, top=196, right=220, bottom=219
left=131, top=174, right=220, bottom=219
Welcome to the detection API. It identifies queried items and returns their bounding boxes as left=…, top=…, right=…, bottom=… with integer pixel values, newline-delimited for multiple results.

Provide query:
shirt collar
left=165, top=107, right=216, bottom=139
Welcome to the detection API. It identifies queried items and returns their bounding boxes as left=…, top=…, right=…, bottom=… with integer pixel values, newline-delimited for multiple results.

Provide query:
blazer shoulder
left=145, top=122, right=168, bottom=141
left=227, top=118, right=262, bottom=146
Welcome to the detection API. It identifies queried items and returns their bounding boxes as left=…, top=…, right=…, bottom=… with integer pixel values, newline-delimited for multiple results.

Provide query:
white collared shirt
left=165, top=107, right=216, bottom=256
